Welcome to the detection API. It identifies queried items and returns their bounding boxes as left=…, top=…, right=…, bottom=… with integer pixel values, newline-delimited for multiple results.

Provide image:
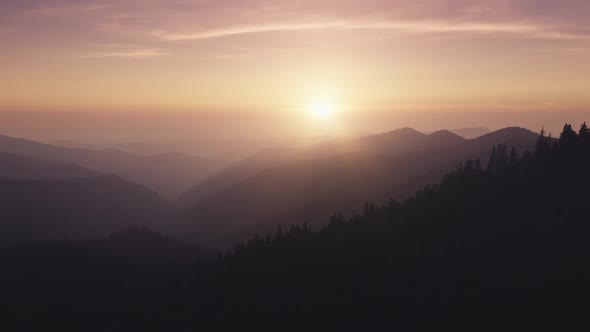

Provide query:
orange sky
left=0, top=1, right=589, bottom=115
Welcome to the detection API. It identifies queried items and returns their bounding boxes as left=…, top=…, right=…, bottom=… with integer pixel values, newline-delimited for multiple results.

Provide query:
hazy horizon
left=1, top=110, right=588, bottom=144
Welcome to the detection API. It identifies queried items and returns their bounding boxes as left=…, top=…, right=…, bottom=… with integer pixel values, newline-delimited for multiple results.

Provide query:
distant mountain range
left=52, top=135, right=330, bottom=161
left=179, top=127, right=539, bottom=248
left=0, top=126, right=541, bottom=249
left=0, top=134, right=224, bottom=198
left=178, top=127, right=524, bottom=208
left=0, top=152, right=99, bottom=179
left=178, top=128, right=467, bottom=207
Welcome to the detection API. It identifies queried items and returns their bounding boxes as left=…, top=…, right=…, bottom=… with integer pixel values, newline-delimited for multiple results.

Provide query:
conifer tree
left=579, top=122, right=589, bottom=143
left=559, top=123, right=577, bottom=147
left=487, top=146, right=497, bottom=172
left=275, top=225, right=283, bottom=241
left=509, top=147, right=518, bottom=164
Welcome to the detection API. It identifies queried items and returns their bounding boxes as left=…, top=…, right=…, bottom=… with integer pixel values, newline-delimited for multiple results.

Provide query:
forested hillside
left=190, top=123, right=590, bottom=330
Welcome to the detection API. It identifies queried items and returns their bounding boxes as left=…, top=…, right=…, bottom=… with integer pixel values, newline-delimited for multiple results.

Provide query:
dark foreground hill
left=0, top=175, right=175, bottom=245
left=1, top=123, right=589, bottom=331
left=181, top=127, right=539, bottom=247
left=0, top=227, right=206, bottom=279
left=93, top=226, right=210, bottom=267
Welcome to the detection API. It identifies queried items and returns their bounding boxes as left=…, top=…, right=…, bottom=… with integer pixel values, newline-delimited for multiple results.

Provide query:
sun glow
left=309, top=99, right=334, bottom=120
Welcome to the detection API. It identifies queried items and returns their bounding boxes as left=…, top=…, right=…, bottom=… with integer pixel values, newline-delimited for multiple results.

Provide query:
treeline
left=4, top=123, right=590, bottom=331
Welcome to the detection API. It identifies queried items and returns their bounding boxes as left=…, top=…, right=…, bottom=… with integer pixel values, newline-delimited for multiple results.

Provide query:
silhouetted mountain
left=357, top=128, right=465, bottom=153
left=0, top=175, right=175, bottom=245
left=301, top=127, right=465, bottom=158
left=178, top=128, right=466, bottom=207
left=180, top=127, right=539, bottom=247
left=0, top=152, right=99, bottom=179
left=448, top=127, right=491, bottom=139
left=469, top=126, right=538, bottom=149
left=0, top=134, right=224, bottom=198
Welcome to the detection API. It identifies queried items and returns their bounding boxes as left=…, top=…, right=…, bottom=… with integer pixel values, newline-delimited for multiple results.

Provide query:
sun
left=309, top=99, right=334, bottom=120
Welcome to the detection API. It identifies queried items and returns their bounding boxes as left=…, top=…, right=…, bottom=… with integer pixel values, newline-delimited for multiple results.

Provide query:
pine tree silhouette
left=559, top=123, right=577, bottom=147
left=509, top=147, right=518, bottom=164
left=487, top=146, right=497, bottom=172
left=579, top=122, right=590, bottom=144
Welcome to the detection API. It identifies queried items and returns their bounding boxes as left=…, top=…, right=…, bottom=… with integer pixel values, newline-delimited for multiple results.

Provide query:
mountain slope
left=292, top=127, right=466, bottom=161
left=468, top=126, right=539, bottom=149
left=180, top=127, right=539, bottom=247
left=177, top=148, right=296, bottom=206
left=0, top=134, right=223, bottom=198
left=187, top=123, right=590, bottom=330
left=0, top=152, right=99, bottom=179
left=178, top=128, right=466, bottom=207
left=0, top=175, right=175, bottom=245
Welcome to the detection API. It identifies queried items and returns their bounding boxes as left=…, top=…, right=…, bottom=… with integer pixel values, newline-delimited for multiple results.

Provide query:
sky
left=0, top=1, right=589, bottom=142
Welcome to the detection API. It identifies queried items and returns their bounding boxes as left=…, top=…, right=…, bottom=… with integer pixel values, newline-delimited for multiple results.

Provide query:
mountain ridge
left=178, top=127, right=468, bottom=207
left=179, top=127, right=539, bottom=248
left=0, top=133, right=224, bottom=198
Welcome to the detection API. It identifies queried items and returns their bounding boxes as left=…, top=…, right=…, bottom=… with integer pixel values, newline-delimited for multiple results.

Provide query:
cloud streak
left=153, top=20, right=590, bottom=42
left=79, top=45, right=165, bottom=59
left=82, top=50, right=164, bottom=59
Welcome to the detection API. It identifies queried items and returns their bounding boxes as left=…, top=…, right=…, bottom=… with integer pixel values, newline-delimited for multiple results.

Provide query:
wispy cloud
left=79, top=49, right=165, bottom=59
left=153, top=22, right=348, bottom=41
left=152, top=19, right=589, bottom=42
